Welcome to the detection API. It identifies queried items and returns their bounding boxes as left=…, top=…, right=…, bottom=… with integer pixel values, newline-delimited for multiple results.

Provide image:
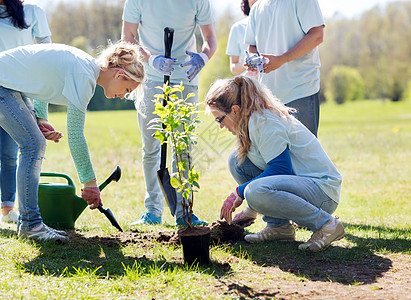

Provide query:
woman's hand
left=81, top=180, right=102, bottom=209
left=37, top=119, right=63, bottom=143
left=220, top=191, right=243, bottom=225
left=232, top=207, right=258, bottom=227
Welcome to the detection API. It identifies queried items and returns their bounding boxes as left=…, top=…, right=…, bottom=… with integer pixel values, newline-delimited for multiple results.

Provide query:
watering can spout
left=73, top=195, right=88, bottom=222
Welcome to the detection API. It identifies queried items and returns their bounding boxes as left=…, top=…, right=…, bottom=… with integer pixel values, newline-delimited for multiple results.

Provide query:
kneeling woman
left=205, top=76, right=345, bottom=252
left=0, top=41, right=144, bottom=242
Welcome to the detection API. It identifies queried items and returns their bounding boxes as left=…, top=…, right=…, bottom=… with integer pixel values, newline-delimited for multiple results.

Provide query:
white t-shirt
left=226, top=17, right=248, bottom=61
left=0, top=3, right=51, bottom=51
left=248, top=110, right=341, bottom=202
left=0, top=43, right=100, bottom=113
left=245, top=0, right=325, bottom=103
left=122, top=0, right=214, bottom=86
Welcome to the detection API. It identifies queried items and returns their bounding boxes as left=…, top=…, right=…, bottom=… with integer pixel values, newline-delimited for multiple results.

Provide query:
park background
left=0, top=0, right=409, bottom=298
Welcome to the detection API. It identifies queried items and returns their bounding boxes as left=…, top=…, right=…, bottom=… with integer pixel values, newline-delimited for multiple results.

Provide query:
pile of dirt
left=70, top=220, right=245, bottom=247
left=208, top=220, right=245, bottom=245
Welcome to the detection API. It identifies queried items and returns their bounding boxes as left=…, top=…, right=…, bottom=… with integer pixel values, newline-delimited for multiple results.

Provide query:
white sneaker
left=298, top=218, right=346, bottom=252
left=244, top=223, right=296, bottom=243
left=43, top=224, right=68, bottom=236
left=1, top=210, right=19, bottom=224
left=18, top=223, right=69, bottom=243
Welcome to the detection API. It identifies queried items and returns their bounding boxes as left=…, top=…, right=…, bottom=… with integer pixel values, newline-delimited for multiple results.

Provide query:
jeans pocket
left=0, top=86, right=14, bottom=98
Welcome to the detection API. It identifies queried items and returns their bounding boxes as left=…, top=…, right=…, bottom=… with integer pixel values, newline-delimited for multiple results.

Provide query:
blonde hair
left=97, top=41, right=145, bottom=85
left=205, top=76, right=294, bottom=163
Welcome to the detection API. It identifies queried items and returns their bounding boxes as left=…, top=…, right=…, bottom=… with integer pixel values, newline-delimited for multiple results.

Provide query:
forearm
left=200, top=24, right=217, bottom=59
left=280, top=26, right=323, bottom=64
left=230, top=56, right=245, bottom=75
left=66, top=103, right=96, bottom=184
left=121, top=21, right=150, bottom=62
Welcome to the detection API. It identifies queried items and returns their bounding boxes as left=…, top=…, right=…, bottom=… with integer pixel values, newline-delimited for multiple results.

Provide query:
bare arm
left=230, top=55, right=246, bottom=75
left=121, top=21, right=151, bottom=63
left=199, top=23, right=217, bottom=59
left=261, top=26, right=324, bottom=73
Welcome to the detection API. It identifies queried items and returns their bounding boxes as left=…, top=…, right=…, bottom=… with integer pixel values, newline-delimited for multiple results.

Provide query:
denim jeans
left=287, top=92, right=320, bottom=137
left=0, top=127, right=18, bottom=208
left=135, top=80, right=198, bottom=219
left=0, top=86, right=45, bottom=230
left=228, top=151, right=337, bottom=231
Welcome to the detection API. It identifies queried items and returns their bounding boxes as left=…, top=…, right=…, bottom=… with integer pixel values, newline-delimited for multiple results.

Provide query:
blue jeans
left=0, top=127, right=18, bottom=208
left=228, top=152, right=337, bottom=231
left=135, top=80, right=198, bottom=219
left=0, top=86, right=45, bottom=230
left=287, top=92, right=320, bottom=137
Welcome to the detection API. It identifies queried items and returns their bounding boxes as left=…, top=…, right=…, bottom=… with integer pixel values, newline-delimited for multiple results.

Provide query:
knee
left=228, top=151, right=239, bottom=177
left=20, top=134, right=46, bottom=157
left=244, top=181, right=280, bottom=212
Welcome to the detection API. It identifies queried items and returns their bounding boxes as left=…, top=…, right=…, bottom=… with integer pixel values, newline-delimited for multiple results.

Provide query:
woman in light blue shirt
left=0, top=0, right=51, bottom=224
left=205, top=76, right=346, bottom=252
left=0, top=41, right=145, bottom=242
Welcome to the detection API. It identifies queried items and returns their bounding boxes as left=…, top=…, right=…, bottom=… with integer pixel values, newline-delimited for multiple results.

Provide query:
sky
left=27, top=0, right=400, bottom=19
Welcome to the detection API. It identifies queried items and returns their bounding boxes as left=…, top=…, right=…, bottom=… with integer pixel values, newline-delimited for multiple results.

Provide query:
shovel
left=157, top=27, right=178, bottom=216
left=97, top=165, right=123, bottom=232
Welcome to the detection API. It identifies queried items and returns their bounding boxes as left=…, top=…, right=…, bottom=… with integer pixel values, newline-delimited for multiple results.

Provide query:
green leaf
left=170, top=177, right=180, bottom=189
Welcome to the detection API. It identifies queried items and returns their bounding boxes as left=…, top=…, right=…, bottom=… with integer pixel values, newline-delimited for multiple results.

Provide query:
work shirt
left=245, top=0, right=325, bottom=104
left=122, top=0, right=214, bottom=86
left=247, top=110, right=342, bottom=202
left=226, top=17, right=248, bottom=62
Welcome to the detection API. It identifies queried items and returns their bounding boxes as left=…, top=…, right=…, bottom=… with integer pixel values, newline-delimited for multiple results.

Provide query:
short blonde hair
left=97, top=41, right=145, bottom=84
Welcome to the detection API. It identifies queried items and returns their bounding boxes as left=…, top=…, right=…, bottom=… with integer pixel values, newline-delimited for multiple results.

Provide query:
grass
left=0, top=99, right=410, bottom=298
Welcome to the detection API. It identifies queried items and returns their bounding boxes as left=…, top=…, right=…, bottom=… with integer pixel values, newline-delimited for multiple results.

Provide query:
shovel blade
left=157, top=168, right=177, bottom=216
left=98, top=204, right=123, bottom=232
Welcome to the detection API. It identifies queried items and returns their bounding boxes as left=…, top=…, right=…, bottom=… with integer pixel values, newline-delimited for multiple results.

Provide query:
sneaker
left=18, top=223, right=69, bottom=243
left=176, top=213, right=208, bottom=226
left=43, top=224, right=68, bottom=236
left=244, top=223, right=295, bottom=243
left=298, top=218, right=346, bottom=252
left=1, top=210, right=19, bottom=224
left=130, top=212, right=162, bottom=225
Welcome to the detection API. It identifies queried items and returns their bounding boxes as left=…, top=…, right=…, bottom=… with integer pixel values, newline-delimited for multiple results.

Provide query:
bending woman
left=0, top=0, right=51, bottom=223
left=205, top=76, right=345, bottom=252
left=0, top=41, right=144, bottom=242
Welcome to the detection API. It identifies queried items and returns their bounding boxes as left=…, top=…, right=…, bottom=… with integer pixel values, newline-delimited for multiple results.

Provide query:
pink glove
left=232, top=207, right=258, bottom=227
left=220, top=190, right=243, bottom=225
left=38, top=121, right=63, bottom=143
left=81, top=186, right=102, bottom=209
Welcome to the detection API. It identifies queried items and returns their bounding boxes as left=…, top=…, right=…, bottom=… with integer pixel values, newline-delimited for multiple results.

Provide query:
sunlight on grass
left=0, top=99, right=409, bottom=298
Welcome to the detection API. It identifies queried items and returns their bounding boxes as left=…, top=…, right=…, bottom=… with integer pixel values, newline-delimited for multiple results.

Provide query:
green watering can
left=38, top=166, right=123, bottom=231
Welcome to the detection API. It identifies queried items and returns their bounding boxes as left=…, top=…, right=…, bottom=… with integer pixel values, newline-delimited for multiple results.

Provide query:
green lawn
left=0, top=99, right=409, bottom=298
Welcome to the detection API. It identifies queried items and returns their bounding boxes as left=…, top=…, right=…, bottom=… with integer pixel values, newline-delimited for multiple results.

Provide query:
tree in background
left=45, top=1, right=410, bottom=107
left=326, top=65, right=364, bottom=104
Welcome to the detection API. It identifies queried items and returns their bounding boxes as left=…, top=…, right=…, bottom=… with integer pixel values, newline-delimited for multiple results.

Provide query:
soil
left=68, top=222, right=410, bottom=299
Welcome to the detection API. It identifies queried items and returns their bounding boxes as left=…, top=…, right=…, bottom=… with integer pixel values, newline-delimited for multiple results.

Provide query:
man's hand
left=220, top=191, right=243, bottom=225
left=37, top=120, right=63, bottom=143
left=260, top=53, right=287, bottom=73
left=148, top=54, right=177, bottom=76
left=180, top=50, right=209, bottom=82
left=244, top=50, right=268, bottom=73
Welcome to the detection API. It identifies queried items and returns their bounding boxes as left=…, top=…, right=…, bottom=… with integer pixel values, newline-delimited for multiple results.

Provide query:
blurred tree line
left=46, top=0, right=410, bottom=111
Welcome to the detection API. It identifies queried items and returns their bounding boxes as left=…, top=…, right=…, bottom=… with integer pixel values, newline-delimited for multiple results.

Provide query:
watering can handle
left=40, top=172, right=75, bottom=188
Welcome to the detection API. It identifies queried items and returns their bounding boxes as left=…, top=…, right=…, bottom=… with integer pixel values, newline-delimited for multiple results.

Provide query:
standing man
left=245, top=0, right=325, bottom=136
left=122, top=0, right=217, bottom=225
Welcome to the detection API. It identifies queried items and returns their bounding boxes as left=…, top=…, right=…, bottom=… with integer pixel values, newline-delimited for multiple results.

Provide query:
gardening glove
left=232, top=207, right=258, bottom=227
left=81, top=186, right=102, bottom=210
left=244, top=50, right=267, bottom=73
left=220, top=190, right=243, bottom=225
left=180, top=50, right=209, bottom=82
left=148, top=54, right=177, bottom=76
left=37, top=119, right=63, bottom=143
